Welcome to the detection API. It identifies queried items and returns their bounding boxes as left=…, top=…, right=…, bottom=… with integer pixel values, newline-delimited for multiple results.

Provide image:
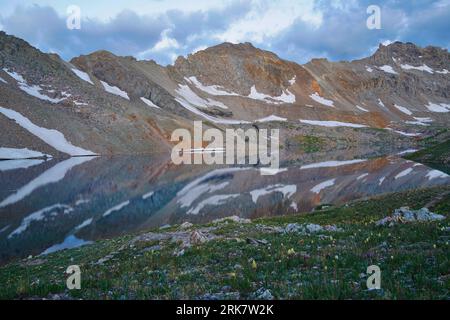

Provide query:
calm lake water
left=1, top=153, right=449, bottom=264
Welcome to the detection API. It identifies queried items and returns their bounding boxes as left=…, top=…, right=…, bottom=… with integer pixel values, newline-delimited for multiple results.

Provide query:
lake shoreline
left=1, top=185, right=449, bottom=300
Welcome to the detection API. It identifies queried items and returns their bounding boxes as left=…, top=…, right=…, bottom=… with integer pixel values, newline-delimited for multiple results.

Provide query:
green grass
left=0, top=186, right=449, bottom=300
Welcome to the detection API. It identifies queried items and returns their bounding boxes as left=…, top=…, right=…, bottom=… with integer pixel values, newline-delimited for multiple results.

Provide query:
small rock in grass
left=254, top=288, right=274, bottom=300
left=324, top=225, right=343, bottom=232
left=179, top=222, right=193, bottom=230
left=284, top=223, right=301, bottom=233
left=376, top=207, right=445, bottom=226
left=190, top=230, right=208, bottom=245
left=246, top=238, right=269, bottom=246
left=305, top=223, right=323, bottom=233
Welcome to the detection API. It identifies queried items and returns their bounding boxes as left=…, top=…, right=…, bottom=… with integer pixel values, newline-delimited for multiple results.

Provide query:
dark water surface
left=1, top=153, right=449, bottom=264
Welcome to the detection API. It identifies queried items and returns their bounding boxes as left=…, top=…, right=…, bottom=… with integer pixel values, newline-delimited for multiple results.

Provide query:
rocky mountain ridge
left=1, top=31, right=449, bottom=159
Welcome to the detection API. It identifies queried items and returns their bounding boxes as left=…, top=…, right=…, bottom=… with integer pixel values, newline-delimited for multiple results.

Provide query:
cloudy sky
left=0, top=0, right=449, bottom=65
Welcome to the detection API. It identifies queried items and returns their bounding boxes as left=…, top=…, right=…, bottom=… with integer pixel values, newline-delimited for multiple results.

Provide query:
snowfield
left=248, top=86, right=296, bottom=104
left=101, top=80, right=130, bottom=100
left=71, top=68, right=94, bottom=85
left=356, top=105, right=369, bottom=112
left=378, top=99, right=388, bottom=109
left=256, top=115, right=287, bottom=122
left=140, top=97, right=161, bottom=109
left=394, top=104, right=413, bottom=115
left=102, top=200, right=131, bottom=217
left=250, top=184, right=296, bottom=204
left=309, top=92, right=334, bottom=107
left=425, top=102, right=450, bottom=113
left=289, top=76, right=296, bottom=85
left=400, top=64, right=434, bottom=74
left=187, top=194, right=240, bottom=215
left=299, top=119, right=367, bottom=128
left=379, top=65, right=398, bottom=75
left=0, top=106, right=95, bottom=156
left=3, top=69, right=66, bottom=104
left=406, top=117, right=433, bottom=126
left=175, top=85, right=248, bottom=124
left=186, top=77, right=239, bottom=96
left=436, top=69, right=449, bottom=74
left=385, top=128, right=421, bottom=137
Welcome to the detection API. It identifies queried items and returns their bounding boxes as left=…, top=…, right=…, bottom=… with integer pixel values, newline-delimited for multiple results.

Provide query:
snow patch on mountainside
left=248, top=86, right=296, bottom=104
left=300, top=119, right=367, bottom=128
left=188, top=194, right=240, bottom=215
left=394, top=104, right=413, bottom=115
left=3, top=69, right=66, bottom=104
left=356, top=105, right=369, bottom=112
left=71, top=68, right=94, bottom=85
left=250, top=184, right=296, bottom=204
left=101, top=81, right=130, bottom=100
left=406, top=117, right=433, bottom=126
left=400, top=64, right=434, bottom=74
left=385, top=128, right=421, bottom=137
left=436, top=69, right=449, bottom=74
left=379, top=65, right=398, bottom=75
left=378, top=99, right=388, bottom=109
left=0, top=106, right=95, bottom=156
left=289, top=76, right=296, bottom=85
left=176, top=85, right=229, bottom=109
left=309, top=92, right=334, bottom=107
left=103, top=200, right=130, bottom=217
left=140, top=97, right=161, bottom=109
left=0, top=76, right=7, bottom=84
left=256, top=115, right=287, bottom=122
left=426, top=102, right=450, bottom=113
left=175, top=85, right=248, bottom=124
left=186, top=77, right=239, bottom=96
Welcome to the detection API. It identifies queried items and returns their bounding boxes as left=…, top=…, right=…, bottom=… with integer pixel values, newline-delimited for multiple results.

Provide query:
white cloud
left=214, top=0, right=322, bottom=44
left=151, top=29, right=180, bottom=51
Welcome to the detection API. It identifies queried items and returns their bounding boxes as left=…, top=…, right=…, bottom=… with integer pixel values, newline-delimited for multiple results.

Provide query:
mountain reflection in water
left=0, top=153, right=449, bottom=264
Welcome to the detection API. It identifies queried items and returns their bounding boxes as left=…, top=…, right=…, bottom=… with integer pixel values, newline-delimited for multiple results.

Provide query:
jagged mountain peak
left=368, top=41, right=450, bottom=68
left=171, top=41, right=302, bottom=98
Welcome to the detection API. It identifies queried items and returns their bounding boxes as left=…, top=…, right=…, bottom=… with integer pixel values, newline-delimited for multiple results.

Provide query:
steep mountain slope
left=0, top=32, right=189, bottom=157
left=1, top=31, right=449, bottom=159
